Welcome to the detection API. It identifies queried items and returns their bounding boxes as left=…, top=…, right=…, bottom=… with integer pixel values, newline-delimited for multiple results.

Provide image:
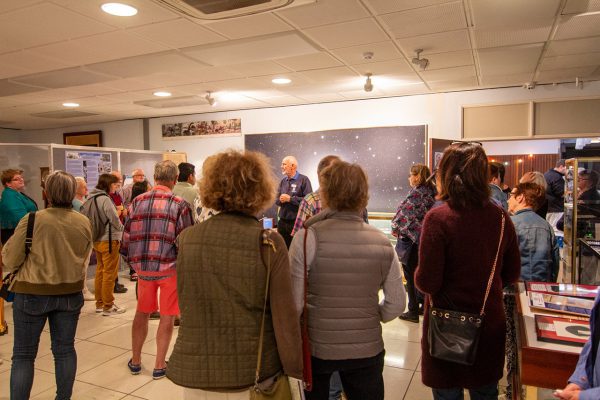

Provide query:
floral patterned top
left=391, top=184, right=436, bottom=243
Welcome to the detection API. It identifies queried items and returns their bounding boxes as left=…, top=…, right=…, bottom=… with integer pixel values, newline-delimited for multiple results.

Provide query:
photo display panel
left=244, top=125, right=426, bottom=214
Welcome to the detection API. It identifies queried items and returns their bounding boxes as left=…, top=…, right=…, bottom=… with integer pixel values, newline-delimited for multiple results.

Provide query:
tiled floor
left=0, top=276, right=436, bottom=400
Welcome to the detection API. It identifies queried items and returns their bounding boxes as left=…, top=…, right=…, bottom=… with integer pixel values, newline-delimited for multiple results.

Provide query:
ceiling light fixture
left=153, top=91, right=172, bottom=97
left=364, top=73, right=373, bottom=92
left=411, top=49, right=429, bottom=71
left=101, top=3, right=138, bottom=17
left=205, top=91, right=217, bottom=106
left=62, top=102, right=79, bottom=107
left=272, top=77, right=291, bottom=85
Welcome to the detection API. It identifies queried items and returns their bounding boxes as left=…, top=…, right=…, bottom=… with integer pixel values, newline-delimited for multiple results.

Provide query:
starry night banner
left=244, top=125, right=427, bottom=214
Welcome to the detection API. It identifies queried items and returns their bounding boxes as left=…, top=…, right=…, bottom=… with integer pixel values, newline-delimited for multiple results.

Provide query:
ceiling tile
left=0, top=50, right=75, bottom=79
left=420, top=65, right=476, bottom=82
left=428, top=76, right=478, bottom=91
left=204, top=13, right=293, bottom=39
left=183, top=32, right=321, bottom=66
left=304, top=18, right=389, bottom=49
left=277, top=0, right=368, bottom=28
left=351, top=60, right=413, bottom=76
left=478, top=44, right=544, bottom=76
left=295, top=92, right=347, bottom=102
left=366, top=0, right=455, bottom=15
left=13, top=67, right=118, bottom=89
left=70, top=31, right=171, bottom=63
left=480, top=73, right=534, bottom=87
left=380, top=1, right=466, bottom=39
left=0, top=3, right=115, bottom=53
left=0, top=0, right=43, bottom=14
left=471, top=0, right=560, bottom=28
left=397, top=29, right=471, bottom=55
left=52, top=0, right=180, bottom=28
left=128, top=19, right=226, bottom=49
left=562, top=0, right=600, bottom=15
left=536, top=66, right=597, bottom=83
left=0, top=80, right=45, bottom=97
left=555, top=14, right=600, bottom=40
left=425, top=50, right=473, bottom=70
left=260, top=95, right=304, bottom=106
left=473, top=22, right=552, bottom=48
left=547, top=36, right=600, bottom=56
left=339, top=87, right=388, bottom=99
left=299, top=66, right=361, bottom=83
left=331, top=41, right=403, bottom=65
left=86, top=52, right=206, bottom=79
left=224, top=61, right=292, bottom=77
left=275, top=52, right=343, bottom=71
left=541, top=52, right=600, bottom=70
left=380, top=82, right=430, bottom=96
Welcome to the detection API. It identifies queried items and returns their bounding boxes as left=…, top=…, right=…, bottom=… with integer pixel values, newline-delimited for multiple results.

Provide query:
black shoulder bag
left=428, top=211, right=505, bottom=366
left=0, top=212, right=36, bottom=302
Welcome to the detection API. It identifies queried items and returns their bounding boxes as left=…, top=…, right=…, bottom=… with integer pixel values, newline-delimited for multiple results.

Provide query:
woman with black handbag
left=391, top=164, right=436, bottom=323
left=415, top=142, right=521, bottom=400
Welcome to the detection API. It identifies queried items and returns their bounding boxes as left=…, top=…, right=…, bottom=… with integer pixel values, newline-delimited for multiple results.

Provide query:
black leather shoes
left=114, top=283, right=128, bottom=294
left=399, top=312, right=419, bottom=323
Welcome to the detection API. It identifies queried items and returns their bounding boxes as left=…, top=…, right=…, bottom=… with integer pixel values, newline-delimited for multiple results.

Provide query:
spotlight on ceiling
left=272, top=77, right=291, bottom=85
left=101, top=3, right=138, bottom=16
left=62, top=102, right=79, bottom=108
left=205, top=91, right=217, bottom=107
left=364, top=73, right=373, bottom=92
left=411, top=49, right=429, bottom=71
left=153, top=91, right=172, bottom=97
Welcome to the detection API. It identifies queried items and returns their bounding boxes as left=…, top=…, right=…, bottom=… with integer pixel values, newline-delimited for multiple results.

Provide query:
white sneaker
left=103, top=304, right=127, bottom=316
left=95, top=307, right=103, bottom=313
left=82, top=287, right=95, bottom=301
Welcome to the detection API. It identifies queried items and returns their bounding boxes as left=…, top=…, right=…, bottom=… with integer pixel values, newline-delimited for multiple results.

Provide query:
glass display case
left=563, top=158, right=600, bottom=283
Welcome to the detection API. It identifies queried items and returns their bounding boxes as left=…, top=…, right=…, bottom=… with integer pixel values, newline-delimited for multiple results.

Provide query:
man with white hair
left=72, top=176, right=88, bottom=212
left=276, top=155, right=312, bottom=248
left=122, top=168, right=146, bottom=207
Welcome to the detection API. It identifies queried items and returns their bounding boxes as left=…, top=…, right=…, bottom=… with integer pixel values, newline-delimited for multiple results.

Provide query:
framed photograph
left=63, top=130, right=103, bottom=147
left=535, top=314, right=589, bottom=347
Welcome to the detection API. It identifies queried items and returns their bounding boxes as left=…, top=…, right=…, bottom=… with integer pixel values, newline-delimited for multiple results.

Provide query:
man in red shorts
left=121, top=160, right=193, bottom=380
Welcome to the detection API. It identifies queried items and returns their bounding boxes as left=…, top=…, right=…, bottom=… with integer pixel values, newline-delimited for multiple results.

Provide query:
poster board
left=65, top=150, right=112, bottom=190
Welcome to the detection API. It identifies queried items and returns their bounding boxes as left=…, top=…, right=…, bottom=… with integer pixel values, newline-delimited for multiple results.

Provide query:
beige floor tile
left=0, top=358, right=11, bottom=374
left=383, top=366, right=413, bottom=399
left=30, top=380, right=127, bottom=400
left=131, top=376, right=185, bottom=399
left=404, top=371, right=432, bottom=400
left=384, top=339, right=422, bottom=370
left=140, top=330, right=178, bottom=358
left=1, top=329, right=57, bottom=359
left=35, top=340, right=128, bottom=375
left=75, top=313, right=130, bottom=340
left=0, top=368, right=57, bottom=399
left=77, top=352, right=154, bottom=394
left=86, top=321, right=158, bottom=350
left=382, top=318, right=422, bottom=343
left=120, top=396, right=147, bottom=400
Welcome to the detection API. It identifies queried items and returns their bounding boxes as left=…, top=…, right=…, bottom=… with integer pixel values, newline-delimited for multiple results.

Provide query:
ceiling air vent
left=153, top=0, right=315, bottom=20
left=134, top=95, right=209, bottom=108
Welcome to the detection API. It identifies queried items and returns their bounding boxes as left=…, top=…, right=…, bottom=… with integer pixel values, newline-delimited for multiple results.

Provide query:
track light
left=205, top=91, right=216, bottom=106
left=364, top=73, right=373, bottom=92
left=411, top=49, right=429, bottom=71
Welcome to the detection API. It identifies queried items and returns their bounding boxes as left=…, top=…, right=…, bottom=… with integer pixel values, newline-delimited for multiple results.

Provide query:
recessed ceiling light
left=62, top=102, right=79, bottom=108
left=153, top=91, right=172, bottom=97
left=272, top=78, right=291, bottom=85
left=101, top=3, right=138, bottom=17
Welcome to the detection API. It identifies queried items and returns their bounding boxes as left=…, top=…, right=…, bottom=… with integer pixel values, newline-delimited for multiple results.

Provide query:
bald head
left=111, top=170, right=123, bottom=189
left=281, top=156, right=298, bottom=178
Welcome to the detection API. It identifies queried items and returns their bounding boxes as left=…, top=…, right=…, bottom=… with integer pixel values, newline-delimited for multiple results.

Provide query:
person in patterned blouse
left=391, top=164, right=436, bottom=323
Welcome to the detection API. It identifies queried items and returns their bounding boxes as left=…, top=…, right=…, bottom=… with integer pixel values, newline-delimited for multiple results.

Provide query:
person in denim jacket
left=508, top=182, right=559, bottom=282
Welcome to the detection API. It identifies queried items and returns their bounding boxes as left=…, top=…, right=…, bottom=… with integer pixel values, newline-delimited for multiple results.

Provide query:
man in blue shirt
left=489, top=162, right=508, bottom=210
left=276, top=155, right=312, bottom=248
left=555, top=293, right=600, bottom=400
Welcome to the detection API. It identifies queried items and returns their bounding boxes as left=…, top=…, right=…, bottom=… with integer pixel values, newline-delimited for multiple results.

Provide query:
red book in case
left=534, top=314, right=590, bottom=347
left=526, top=282, right=599, bottom=299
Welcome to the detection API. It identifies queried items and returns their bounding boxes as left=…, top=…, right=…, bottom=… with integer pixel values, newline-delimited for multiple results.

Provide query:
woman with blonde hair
left=391, top=163, right=436, bottom=322
left=415, top=143, right=521, bottom=399
left=519, top=171, right=548, bottom=218
left=167, top=150, right=302, bottom=398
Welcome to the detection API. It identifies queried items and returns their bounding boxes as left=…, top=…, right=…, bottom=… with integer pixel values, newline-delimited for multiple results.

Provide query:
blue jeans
left=329, top=371, right=343, bottom=400
left=432, top=383, right=498, bottom=400
left=11, top=292, right=83, bottom=400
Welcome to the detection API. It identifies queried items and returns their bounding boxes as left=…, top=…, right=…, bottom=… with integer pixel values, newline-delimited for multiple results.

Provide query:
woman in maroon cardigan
left=415, top=142, right=521, bottom=400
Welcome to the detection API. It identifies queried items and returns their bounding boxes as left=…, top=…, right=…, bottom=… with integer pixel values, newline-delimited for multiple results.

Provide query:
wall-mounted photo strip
left=162, top=119, right=241, bottom=139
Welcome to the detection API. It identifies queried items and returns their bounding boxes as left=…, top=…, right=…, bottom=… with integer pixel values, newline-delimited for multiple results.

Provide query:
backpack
left=80, top=192, right=111, bottom=245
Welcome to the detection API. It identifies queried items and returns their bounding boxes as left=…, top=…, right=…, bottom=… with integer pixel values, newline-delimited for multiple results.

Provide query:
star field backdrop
left=244, top=125, right=427, bottom=217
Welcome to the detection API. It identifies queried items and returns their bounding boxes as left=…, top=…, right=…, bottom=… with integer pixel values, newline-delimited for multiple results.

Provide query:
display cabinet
left=563, top=158, right=600, bottom=283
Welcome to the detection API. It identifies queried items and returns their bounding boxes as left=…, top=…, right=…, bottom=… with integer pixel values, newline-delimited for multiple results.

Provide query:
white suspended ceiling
left=0, top=0, right=599, bottom=130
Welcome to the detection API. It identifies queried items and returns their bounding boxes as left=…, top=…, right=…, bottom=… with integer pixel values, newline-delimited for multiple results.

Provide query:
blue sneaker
left=128, top=359, right=141, bottom=375
left=153, top=367, right=167, bottom=380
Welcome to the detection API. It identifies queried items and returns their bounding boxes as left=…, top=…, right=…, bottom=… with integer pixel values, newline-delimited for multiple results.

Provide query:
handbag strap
left=254, top=230, right=276, bottom=386
left=479, top=211, right=505, bottom=316
left=302, top=225, right=309, bottom=339
left=25, top=211, right=36, bottom=256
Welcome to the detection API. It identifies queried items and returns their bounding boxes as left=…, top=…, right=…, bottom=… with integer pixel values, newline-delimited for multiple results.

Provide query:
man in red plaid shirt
left=121, top=160, right=193, bottom=380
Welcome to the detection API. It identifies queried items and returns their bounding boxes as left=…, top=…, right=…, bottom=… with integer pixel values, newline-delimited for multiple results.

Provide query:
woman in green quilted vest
left=167, top=150, right=303, bottom=398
